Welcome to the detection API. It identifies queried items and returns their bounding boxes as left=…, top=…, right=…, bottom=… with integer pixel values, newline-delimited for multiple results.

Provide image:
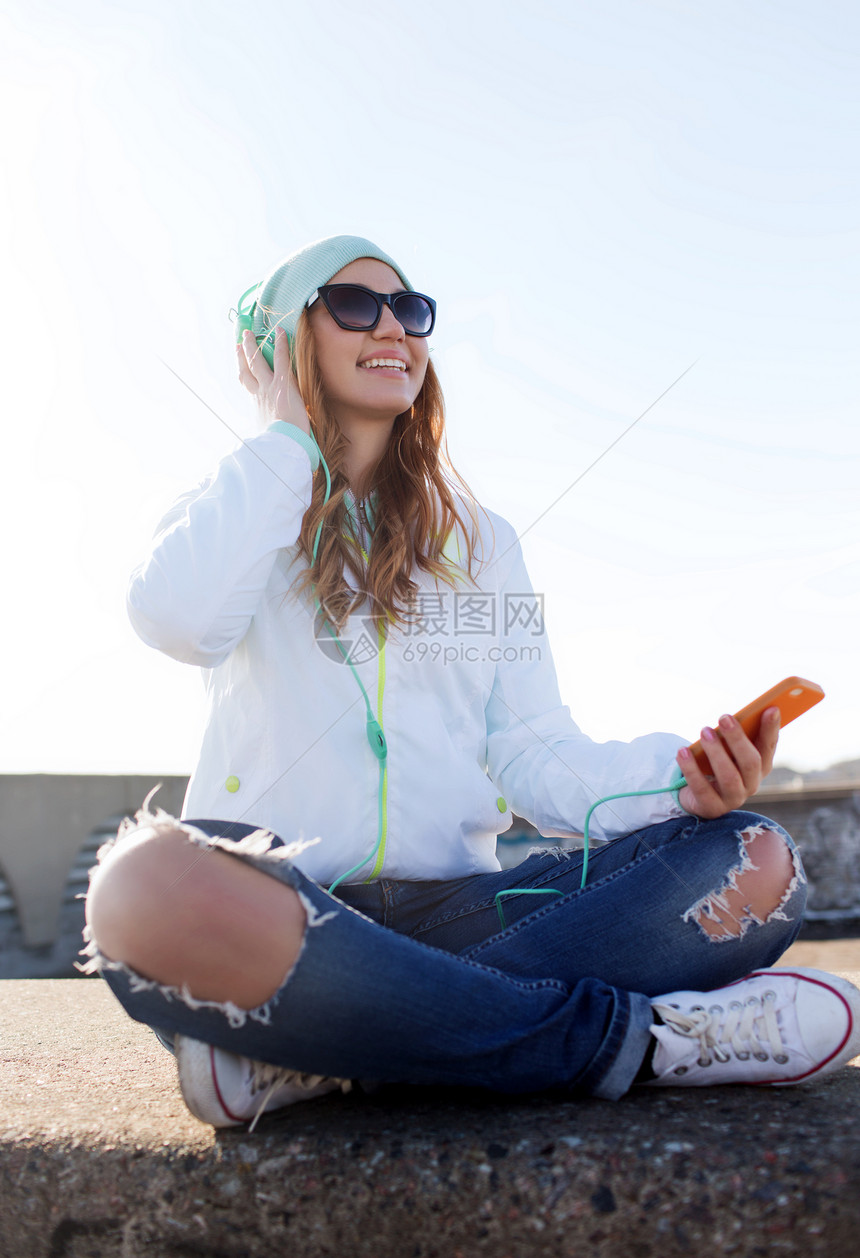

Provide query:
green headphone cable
left=299, top=440, right=389, bottom=893
left=494, top=775, right=688, bottom=928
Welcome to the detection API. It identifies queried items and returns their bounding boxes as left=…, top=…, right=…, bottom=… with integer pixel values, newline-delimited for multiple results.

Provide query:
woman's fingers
left=272, top=322, right=291, bottom=378
left=237, top=327, right=310, bottom=432
left=271, top=329, right=310, bottom=431
left=236, top=329, right=270, bottom=397
left=240, top=328, right=273, bottom=384
left=754, top=706, right=781, bottom=776
left=677, top=732, right=742, bottom=818
left=713, top=715, right=761, bottom=794
left=676, top=770, right=721, bottom=819
left=236, top=340, right=259, bottom=394
left=677, top=707, right=780, bottom=819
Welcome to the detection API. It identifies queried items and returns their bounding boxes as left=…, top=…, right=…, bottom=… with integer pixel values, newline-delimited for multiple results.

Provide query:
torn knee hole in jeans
left=682, top=823, right=805, bottom=943
left=78, top=788, right=336, bottom=1029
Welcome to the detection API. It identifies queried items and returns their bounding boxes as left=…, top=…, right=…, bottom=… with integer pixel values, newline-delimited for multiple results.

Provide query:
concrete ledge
left=2, top=976, right=860, bottom=1257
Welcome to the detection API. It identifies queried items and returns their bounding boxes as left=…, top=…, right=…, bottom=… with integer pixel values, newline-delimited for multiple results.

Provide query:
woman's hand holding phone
left=676, top=707, right=781, bottom=819
left=237, top=326, right=310, bottom=435
left=675, top=677, right=824, bottom=819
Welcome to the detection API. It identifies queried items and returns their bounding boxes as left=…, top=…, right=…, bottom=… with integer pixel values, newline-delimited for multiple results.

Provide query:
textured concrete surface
left=1, top=959, right=859, bottom=1258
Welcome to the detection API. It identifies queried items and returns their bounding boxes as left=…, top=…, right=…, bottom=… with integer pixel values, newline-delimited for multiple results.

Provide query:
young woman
left=84, top=235, right=859, bottom=1128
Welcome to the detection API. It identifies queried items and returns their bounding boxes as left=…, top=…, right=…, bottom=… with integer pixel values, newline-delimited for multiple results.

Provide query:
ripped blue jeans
left=84, top=808, right=806, bottom=1100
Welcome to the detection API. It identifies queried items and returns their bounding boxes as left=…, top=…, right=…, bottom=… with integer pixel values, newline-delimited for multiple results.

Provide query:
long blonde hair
left=290, top=311, right=479, bottom=630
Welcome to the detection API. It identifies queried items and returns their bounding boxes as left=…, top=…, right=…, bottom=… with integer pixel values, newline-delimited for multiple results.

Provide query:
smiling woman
left=304, top=259, right=431, bottom=472
left=84, top=233, right=860, bottom=1132
left=246, top=242, right=478, bottom=634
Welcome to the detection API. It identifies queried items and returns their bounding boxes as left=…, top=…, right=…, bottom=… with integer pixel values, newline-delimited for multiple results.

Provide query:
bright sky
left=1, top=0, right=857, bottom=776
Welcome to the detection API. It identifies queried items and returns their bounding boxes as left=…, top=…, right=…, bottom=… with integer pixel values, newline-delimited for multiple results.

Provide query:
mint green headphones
left=232, top=234, right=413, bottom=370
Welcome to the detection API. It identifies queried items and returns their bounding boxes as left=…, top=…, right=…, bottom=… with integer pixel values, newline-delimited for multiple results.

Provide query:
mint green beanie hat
left=244, top=234, right=412, bottom=365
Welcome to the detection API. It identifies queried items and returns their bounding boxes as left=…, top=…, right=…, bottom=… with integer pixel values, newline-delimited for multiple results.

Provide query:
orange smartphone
left=686, top=676, right=824, bottom=774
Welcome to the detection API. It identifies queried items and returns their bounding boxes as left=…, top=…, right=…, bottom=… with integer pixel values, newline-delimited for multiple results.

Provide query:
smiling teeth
left=361, top=358, right=406, bottom=370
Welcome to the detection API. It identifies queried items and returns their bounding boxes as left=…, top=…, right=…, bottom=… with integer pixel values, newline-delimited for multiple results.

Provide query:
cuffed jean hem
left=591, top=990, right=655, bottom=1099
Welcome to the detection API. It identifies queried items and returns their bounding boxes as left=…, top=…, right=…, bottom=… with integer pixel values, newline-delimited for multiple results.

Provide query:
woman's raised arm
left=127, top=431, right=315, bottom=667
left=128, top=327, right=319, bottom=667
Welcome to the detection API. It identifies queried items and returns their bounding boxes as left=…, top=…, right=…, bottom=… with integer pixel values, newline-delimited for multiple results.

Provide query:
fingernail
left=719, top=714, right=735, bottom=731
left=678, top=747, right=691, bottom=761
left=702, top=726, right=716, bottom=742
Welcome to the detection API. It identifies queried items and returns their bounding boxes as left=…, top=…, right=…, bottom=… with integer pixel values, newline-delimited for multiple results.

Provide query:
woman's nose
left=373, top=302, right=405, bottom=340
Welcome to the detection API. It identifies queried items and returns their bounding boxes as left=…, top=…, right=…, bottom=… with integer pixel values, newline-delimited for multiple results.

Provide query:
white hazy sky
left=0, top=0, right=857, bottom=776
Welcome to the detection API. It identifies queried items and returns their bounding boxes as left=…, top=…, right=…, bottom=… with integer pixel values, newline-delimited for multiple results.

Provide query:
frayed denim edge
left=77, top=787, right=334, bottom=1030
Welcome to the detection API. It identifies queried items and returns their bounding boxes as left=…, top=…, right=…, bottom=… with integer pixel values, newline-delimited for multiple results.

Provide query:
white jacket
left=128, top=428, right=687, bottom=885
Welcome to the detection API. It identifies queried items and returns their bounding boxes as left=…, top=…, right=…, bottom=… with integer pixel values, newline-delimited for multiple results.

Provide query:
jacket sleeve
left=483, top=526, right=688, bottom=841
left=127, top=430, right=314, bottom=667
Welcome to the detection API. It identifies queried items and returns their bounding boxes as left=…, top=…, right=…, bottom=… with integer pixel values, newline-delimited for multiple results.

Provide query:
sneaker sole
left=175, top=1035, right=244, bottom=1127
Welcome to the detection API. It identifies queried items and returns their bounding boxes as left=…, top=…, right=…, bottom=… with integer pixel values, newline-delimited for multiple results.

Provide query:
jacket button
left=225, top=775, right=240, bottom=793
left=496, top=796, right=507, bottom=813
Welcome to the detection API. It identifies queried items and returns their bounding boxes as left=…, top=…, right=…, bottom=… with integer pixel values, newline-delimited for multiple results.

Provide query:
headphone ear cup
left=233, top=285, right=283, bottom=371
left=234, top=312, right=255, bottom=343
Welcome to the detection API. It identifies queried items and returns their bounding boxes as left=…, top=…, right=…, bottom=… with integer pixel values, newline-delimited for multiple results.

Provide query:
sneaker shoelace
left=652, top=990, right=790, bottom=1069
left=247, top=1062, right=351, bottom=1132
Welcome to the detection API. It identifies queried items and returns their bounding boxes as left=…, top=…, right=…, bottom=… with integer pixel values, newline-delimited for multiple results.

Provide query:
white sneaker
left=644, top=967, right=860, bottom=1088
left=175, top=1035, right=351, bottom=1129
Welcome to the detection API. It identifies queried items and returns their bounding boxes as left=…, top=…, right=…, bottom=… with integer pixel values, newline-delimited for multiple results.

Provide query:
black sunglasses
left=309, top=283, right=436, bottom=337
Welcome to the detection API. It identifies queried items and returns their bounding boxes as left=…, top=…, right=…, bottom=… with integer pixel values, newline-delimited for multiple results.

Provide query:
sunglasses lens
left=321, top=286, right=435, bottom=335
left=325, top=286, right=380, bottom=329
left=392, top=294, right=434, bottom=335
